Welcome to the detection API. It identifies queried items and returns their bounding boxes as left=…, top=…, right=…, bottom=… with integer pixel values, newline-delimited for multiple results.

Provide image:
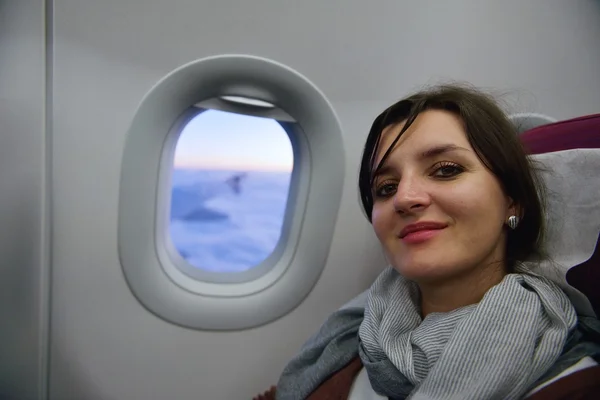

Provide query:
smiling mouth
left=399, top=221, right=448, bottom=238
left=400, top=227, right=446, bottom=244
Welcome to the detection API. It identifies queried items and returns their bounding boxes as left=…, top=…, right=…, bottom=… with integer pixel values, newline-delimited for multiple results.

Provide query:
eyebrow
left=420, top=144, right=470, bottom=159
left=372, top=144, right=470, bottom=180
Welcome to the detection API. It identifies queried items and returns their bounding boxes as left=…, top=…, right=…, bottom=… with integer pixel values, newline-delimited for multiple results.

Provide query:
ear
left=506, top=196, right=523, bottom=220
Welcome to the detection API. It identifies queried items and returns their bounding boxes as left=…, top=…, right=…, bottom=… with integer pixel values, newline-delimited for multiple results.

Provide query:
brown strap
left=306, top=357, right=364, bottom=400
left=252, top=385, right=277, bottom=400
left=527, top=365, right=600, bottom=400
left=251, top=357, right=363, bottom=400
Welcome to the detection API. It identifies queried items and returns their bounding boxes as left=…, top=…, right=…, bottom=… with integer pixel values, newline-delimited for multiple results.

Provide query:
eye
left=374, top=180, right=397, bottom=198
left=432, top=162, right=464, bottom=178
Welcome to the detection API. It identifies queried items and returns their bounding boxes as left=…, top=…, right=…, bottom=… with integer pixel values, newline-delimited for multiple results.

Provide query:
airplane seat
left=518, top=113, right=600, bottom=317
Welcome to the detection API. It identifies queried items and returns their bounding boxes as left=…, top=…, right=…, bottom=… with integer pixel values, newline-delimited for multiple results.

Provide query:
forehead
left=375, top=109, right=471, bottom=165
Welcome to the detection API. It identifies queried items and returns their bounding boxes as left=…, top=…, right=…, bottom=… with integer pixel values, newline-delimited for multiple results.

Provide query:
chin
left=392, top=257, right=452, bottom=282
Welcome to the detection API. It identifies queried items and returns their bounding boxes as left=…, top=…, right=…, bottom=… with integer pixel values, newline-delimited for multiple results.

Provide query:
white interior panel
left=0, top=1, right=49, bottom=399
left=46, top=1, right=600, bottom=399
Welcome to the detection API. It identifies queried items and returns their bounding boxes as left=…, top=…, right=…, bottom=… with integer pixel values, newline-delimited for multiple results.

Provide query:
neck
left=418, top=262, right=507, bottom=318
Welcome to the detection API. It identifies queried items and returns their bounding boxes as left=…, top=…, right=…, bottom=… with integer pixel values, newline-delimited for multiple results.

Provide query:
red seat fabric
left=520, top=113, right=600, bottom=154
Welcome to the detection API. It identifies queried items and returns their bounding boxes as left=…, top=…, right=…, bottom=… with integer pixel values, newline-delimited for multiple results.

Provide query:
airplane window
left=119, top=54, right=344, bottom=329
left=170, top=109, right=293, bottom=273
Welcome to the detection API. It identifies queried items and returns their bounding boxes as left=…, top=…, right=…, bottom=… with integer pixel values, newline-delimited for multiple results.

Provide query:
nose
left=392, top=174, right=431, bottom=214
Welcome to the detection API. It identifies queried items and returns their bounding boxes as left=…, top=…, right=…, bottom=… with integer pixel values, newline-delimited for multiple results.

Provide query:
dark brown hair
left=358, top=83, right=547, bottom=270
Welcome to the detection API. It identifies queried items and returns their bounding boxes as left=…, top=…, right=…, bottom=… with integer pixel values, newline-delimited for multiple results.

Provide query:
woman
left=269, top=84, right=600, bottom=400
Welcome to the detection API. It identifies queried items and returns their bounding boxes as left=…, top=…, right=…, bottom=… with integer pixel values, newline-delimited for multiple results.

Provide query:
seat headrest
left=520, top=113, right=600, bottom=154
left=520, top=113, right=600, bottom=317
left=509, top=113, right=558, bottom=134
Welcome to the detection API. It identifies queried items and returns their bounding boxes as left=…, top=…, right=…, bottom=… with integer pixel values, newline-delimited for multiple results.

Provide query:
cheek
left=371, top=205, right=393, bottom=241
left=441, top=180, right=507, bottom=232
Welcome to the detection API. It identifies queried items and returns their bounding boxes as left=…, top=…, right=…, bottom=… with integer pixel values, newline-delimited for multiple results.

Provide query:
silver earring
left=508, top=215, right=519, bottom=230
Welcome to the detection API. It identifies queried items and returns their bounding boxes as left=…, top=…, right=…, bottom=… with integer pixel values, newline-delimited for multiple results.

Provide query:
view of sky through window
left=170, top=109, right=294, bottom=273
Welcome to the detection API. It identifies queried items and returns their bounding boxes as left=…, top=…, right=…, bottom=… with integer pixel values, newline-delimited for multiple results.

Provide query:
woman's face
left=371, top=109, right=516, bottom=284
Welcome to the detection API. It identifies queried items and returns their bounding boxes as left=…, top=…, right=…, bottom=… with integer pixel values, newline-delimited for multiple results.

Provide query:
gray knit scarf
left=276, top=266, right=600, bottom=400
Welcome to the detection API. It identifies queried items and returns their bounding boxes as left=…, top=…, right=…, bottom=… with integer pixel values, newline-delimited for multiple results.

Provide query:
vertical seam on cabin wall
left=41, top=0, right=54, bottom=399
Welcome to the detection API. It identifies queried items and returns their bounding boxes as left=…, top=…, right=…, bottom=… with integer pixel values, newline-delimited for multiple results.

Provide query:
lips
left=399, top=221, right=448, bottom=239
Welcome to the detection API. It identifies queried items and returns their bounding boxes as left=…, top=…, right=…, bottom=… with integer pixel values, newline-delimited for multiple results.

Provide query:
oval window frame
left=118, top=55, right=345, bottom=330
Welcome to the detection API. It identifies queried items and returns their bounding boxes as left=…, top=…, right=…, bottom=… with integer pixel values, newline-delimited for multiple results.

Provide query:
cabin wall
left=49, top=2, right=600, bottom=399
left=0, top=1, right=49, bottom=399
left=1, top=0, right=599, bottom=399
